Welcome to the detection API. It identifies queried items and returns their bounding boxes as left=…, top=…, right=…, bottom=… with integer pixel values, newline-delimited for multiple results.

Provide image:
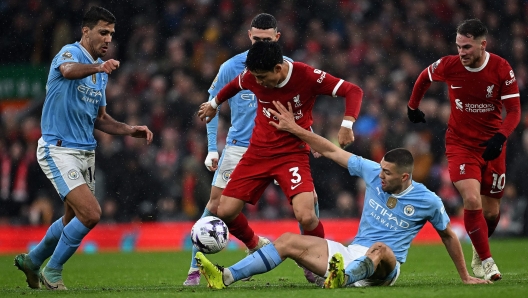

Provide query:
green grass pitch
left=1, top=239, right=527, bottom=297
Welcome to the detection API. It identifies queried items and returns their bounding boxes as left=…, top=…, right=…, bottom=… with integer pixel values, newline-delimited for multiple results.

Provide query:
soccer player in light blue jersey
left=184, top=13, right=321, bottom=286
left=14, top=7, right=153, bottom=290
left=194, top=101, right=490, bottom=289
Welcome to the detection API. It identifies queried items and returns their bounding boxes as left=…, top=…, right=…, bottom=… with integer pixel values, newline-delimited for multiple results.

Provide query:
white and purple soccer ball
left=191, top=216, right=229, bottom=254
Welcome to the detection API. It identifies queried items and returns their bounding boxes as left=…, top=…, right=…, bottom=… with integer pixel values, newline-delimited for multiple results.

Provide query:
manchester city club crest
left=386, top=196, right=397, bottom=209
left=404, top=204, right=415, bottom=216
left=67, top=169, right=80, bottom=180
left=222, top=170, right=231, bottom=182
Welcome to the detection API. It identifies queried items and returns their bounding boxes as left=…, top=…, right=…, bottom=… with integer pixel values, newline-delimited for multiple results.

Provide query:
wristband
left=210, top=97, right=218, bottom=109
left=341, top=120, right=354, bottom=129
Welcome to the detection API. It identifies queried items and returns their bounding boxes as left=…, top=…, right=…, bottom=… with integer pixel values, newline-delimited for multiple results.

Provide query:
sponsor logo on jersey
left=505, top=77, right=516, bottom=86
left=314, top=69, right=326, bottom=83
left=510, top=70, right=515, bottom=78
left=68, top=169, right=80, bottom=180
left=486, top=85, right=494, bottom=98
left=293, top=94, right=302, bottom=107
left=369, top=198, right=410, bottom=230
left=241, top=94, right=256, bottom=101
left=61, top=51, right=73, bottom=60
left=431, top=58, right=442, bottom=73
left=464, top=103, right=495, bottom=113
left=78, top=85, right=102, bottom=104
left=403, top=205, right=415, bottom=216
left=460, top=164, right=466, bottom=175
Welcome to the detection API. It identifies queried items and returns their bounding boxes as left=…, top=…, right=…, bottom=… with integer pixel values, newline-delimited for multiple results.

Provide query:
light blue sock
left=190, top=208, right=214, bottom=269
left=28, top=217, right=64, bottom=267
left=228, top=244, right=283, bottom=281
left=344, top=255, right=374, bottom=285
left=46, top=217, right=90, bottom=270
left=298, top=201, right=320, bottom=234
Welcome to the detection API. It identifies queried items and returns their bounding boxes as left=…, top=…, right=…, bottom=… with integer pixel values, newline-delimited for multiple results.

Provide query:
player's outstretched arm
left=95, top=107, right=153, bottom=144
left=59, top=59, right=120, bottom=80
left=268, top=101, right=352, bottom=168
left=436, top=224, right=491, bottom=285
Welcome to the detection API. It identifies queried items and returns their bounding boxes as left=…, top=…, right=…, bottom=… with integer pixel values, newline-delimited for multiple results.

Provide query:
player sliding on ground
left=195, top=101, right=491, bottom=289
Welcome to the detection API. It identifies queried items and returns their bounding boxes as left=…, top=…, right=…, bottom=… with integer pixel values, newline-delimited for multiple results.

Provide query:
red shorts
left=445, top=134, right=506, bottom=199
left=222, top=151, right=314, bottom=205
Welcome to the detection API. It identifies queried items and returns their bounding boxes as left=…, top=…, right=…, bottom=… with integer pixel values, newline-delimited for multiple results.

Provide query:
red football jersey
left=427, top=52, right=519, bottom=145
left=215, top=61, right=361, bottom=157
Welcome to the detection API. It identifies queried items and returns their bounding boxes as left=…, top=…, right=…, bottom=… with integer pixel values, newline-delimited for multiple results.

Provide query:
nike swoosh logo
left=291, top=182, right=303, bottom=190
left=451, top=85, right=462, bottom=89
left=258, top=99, right=271, bottom=103
left=469, top=228, right=480, bottom=234
left=490, top=190, right=502, bottom=194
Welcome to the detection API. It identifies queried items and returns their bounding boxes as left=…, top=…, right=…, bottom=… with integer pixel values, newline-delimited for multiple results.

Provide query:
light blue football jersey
left=347, top=155, right=450, bottom=264
left=41, top=42, right=107, bottom=151
left=207, top=51, right=292, bottom=151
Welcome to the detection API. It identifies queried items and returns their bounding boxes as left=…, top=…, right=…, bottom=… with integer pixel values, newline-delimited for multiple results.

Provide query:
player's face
left=456, top=33, right=486, bottom=68
left=379, top=159, right=405, bottom=194
left=248, top=27, right=280, bottom=44
left=250, top=67, right=281, bottom=88
left=82, top=20, right=115, bottom=59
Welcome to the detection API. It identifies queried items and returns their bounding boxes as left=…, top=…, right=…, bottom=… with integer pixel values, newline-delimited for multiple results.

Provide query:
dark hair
left=457, top=19, right=488, bottom=39
left=82, top=6, right=116, bottom=29
left=245, top=41, right=283, bottom=72
left=383, top=148, right=414, bottom=174
left=250, top=13, right=277, bottom=30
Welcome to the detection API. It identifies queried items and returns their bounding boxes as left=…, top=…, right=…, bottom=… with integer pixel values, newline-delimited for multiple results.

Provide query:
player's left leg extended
left=40, top=185, right=100, bottom=290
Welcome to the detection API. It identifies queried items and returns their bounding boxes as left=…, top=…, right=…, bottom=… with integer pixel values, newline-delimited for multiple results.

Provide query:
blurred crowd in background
left=0, top=0, right=527, bottom=236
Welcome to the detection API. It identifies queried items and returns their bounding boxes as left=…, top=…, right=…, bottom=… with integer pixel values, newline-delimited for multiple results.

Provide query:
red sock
left=486, top=212, right=500, bottom=238
left=464, top=209, right=491, bottom=260
left=226, top=213, right=259, bottom=249
left=303, top=220, right=325, bottom=238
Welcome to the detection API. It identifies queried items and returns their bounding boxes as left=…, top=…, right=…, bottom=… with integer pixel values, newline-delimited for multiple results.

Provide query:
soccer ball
left=190, top=216, right=229, bottom=254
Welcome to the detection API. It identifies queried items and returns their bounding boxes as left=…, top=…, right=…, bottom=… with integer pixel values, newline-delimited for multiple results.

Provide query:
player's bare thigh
left=205, top=186, right=224, bottom=214
left=291, top=192, right=318, bottom=230
left=453, top=179, right=482, bottom=209
left=64, top=184, right=101, bottom=228
left=273, top=232, right=329, bottom=277
left=216, top=195, right=246, bottom=222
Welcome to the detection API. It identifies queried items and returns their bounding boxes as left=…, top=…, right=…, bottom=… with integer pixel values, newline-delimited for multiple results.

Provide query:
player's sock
left=485, top=212, right=500, bottom=237
left=28, top=217, right=65, bottom=267
left=303, top=220, right=325, bottom=238
left=227, top=213, right=259, bottom=249
left=344, top=255, right=375, bottom=286
left=227, top=244, right=283, bottom=284
left=189, top=208, right=215, bottom=270
left=46, top=217, right=91, bottom=270
left=298, top=202, right=320, bottom=234
left=464, top=209, right=491, bottom=260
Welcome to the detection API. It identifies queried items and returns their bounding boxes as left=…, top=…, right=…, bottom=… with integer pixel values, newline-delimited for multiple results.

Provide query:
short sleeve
left=347, top=155, right=381, bottom=183
left=52, top=46, right=83, bottom=70
left=428, top=196, right=450, bottom=231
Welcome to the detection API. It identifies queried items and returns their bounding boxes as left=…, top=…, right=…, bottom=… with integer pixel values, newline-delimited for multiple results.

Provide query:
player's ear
left=274, top=64, right=282, bottom=74
left=481, top=39, right=486, bottom=50
left=275, top=32, right=281, bottom=41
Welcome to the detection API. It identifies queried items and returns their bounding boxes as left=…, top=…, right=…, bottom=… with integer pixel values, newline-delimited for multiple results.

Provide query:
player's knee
left=295, top=210, right=318, bottom=228
left=482, top=209, right=499, bottom=221
left=462, top=193, right=481, bottom=207
left=274, top=233, right=295, bottom=256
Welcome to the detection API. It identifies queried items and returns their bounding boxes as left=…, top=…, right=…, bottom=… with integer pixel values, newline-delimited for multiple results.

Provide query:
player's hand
left=461, top=276, right=492, bottom=285
left=99, top=59, right=120, bottom=74
left=268, top=101, right=298, bottom=133
left=311, top=147, right=322, bottom=158
left=407, top=106, right=426, bottom=123
left=337, top=126, right=354, bottom=148
left=479, top=133, right=506, bottom=161
left=198, top=102, right=218, bottom=123
left=204, top=152, right=219, bottom=171
left=130, top=125, right=153, bottom=145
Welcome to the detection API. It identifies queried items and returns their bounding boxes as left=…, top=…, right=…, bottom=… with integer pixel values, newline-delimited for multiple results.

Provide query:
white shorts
left=326, top=240, right=401, bottom=287
left=211, top=145, right=247, bottom=188
left=37, top=138, right=96, bottom=200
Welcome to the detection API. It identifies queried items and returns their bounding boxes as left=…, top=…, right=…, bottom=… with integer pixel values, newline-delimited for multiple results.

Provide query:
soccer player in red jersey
left=198, top=41, right=363, bottom=254
left=407, top=19, right=521, bottom=281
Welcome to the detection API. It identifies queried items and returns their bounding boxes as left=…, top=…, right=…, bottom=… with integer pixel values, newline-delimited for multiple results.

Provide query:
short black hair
left=383, top=148, right=414, bottom=174
left=250, top=13, right=277, bottom=30
left=457, top=18, right=488, bottom=39
left=245, top=41, right=283, bottom=72
left=82, top=6, right=116, bottom=29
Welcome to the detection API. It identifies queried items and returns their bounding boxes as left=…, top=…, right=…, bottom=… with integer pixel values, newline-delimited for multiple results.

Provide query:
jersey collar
left=465, top=51, right=489, bottom=72
left=76, top=41, right=98, bottom=64
left=391, top=183, right=415, bottom=198
left=276, top=60, right=293, bottom=88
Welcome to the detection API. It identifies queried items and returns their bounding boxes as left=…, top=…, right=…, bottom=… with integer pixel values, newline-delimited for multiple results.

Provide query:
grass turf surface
left=1, top=239, right=527, bottom=297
